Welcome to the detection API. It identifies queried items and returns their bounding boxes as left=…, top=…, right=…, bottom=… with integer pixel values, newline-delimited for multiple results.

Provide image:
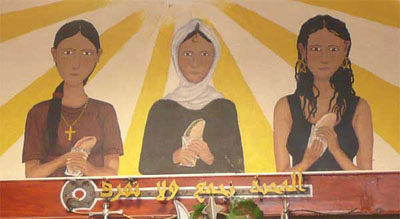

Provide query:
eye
left=310, top=47, right=321, bottom=52
left=82, top=50, right=93, bottom=56
left=201, top=52, right=209, bottom=56
left=329, top=47, right=340, bottom=52
left=63, top=50, right=73, bottom=55
left=183, top=51, right=192, bottom=57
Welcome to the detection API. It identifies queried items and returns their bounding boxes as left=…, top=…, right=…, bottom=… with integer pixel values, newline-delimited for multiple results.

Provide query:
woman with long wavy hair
left=273, top=15, right=373, bottom=172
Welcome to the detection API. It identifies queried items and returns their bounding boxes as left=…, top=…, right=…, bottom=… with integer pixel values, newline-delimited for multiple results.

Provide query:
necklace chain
left=61, top=101, right=88, bottom=127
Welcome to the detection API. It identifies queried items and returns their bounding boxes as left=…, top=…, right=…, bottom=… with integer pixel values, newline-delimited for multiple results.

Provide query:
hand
left=74, top=136, right=97, bottom=150
left=302, top=138, right=324, bottom=168
left=172, top=148, right=199, bottom=167
left=66, top=155, right=94, bottom=176
left=60, top=150, right=87, bottom=166
left=187, top=139, right=214, bottom=165
left=315, top=126, right=340, bottom=154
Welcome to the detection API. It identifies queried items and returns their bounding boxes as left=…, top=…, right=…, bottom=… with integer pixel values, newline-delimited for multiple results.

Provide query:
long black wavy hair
left=47, top=20, right=100, bottom=148
left=295, top=15, right=356, bottom=121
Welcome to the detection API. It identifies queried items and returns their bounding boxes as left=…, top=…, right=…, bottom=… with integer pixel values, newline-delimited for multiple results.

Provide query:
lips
left=70, top=73, right=80, bottom=76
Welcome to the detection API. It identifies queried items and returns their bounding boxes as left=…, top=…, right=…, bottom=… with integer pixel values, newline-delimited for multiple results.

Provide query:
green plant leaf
left=227, top=198, right=264, bottom=219
left=190, top=203, right=206, bottom=219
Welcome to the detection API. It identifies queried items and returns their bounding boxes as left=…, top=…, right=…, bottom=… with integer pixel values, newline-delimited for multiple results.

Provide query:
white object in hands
left=65, top=136, right=97, bottom=177
left=307, top=113, right=337, bottom=156
left=181, top=119, right=206, bottom=167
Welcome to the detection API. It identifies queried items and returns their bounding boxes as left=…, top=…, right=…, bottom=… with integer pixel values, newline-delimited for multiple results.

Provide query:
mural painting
left=0, top=0, right=399, bottom=178
left=139, top=19, right=244, bottom=174
left=273, top=15, right=373, bottom=171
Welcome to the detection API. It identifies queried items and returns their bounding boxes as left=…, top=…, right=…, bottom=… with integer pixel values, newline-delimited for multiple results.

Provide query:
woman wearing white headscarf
left=139, top=19, right=244, bottom=174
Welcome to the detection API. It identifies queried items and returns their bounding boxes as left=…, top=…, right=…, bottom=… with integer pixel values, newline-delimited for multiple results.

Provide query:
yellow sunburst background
left=0, top=0, right=399, bottom=178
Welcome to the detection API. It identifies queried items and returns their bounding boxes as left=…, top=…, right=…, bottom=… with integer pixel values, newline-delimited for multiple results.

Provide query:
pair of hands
left=302, top=126, right=341, bottom=167
left=61, top=136, right=97, bottom=176
left=173, top=139, right=214, bottom=166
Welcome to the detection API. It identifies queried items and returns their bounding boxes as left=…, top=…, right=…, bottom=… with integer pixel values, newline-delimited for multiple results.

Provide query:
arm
left=139, top=102, right=183, bottom=174
left=24, top=105, right=66, bottom=178
left=354, top=99, right=373, bottom=169
left=193, top=100, right=244, bottom=173
left=274, top=97, right=322, bottom=172
left=69, top=154, right=119, bottom=176
left=318, top=99, right=373, bottom=170
left=87, top=154, right=119, bottom=176
left=224, top=102, right=244, bottom=172
left=25, top=151, right=86, bottom=178
left=26, top=158, right=65, bottom=178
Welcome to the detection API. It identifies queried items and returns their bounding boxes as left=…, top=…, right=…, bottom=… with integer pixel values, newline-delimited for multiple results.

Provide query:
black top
left=286, top=94, right=360, bottom=171
left=139, top=99, right=244, bottom=174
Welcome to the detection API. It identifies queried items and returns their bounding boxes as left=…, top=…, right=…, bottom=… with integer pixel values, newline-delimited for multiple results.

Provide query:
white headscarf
left=163, top=18, right=224, bottom=110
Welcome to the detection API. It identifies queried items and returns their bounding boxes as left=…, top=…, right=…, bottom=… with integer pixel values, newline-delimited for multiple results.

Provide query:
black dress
left=139, top=99, right=244, bottom=174
left=286, top=94, right=360, bottom=171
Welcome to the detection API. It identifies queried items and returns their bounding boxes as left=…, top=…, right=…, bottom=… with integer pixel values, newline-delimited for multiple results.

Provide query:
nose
left=321, top=50, right=328, bottom=64
left=72, top=54, right=81, bottom=69
left=191, top=54, right=199, bottom=68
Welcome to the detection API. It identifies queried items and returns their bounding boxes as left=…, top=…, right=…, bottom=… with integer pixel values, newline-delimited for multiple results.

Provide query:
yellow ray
left=119, top=22, right=175, bottom=176
left=353, top=65, right=399, bottom=154
left=204, top=20, right=275, bottom=173
left=0, top=11, right=144, bottom=156
left=214, top=1, right=400, bottom=154
left=295, top=0, right=400, bottom=28
left=0, top=0, right=112, bottom=43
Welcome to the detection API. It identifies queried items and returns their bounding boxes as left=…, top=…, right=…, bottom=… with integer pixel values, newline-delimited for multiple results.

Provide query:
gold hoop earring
left=342, top=57, right=351, bottom=70
left=296, top=58, right=307, bottom=73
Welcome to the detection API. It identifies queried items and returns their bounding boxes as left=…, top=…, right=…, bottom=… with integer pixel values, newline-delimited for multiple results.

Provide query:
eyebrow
left=59, top=47, right=76, bottom=50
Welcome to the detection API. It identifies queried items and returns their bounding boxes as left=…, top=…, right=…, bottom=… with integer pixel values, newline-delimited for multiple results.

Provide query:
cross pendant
left=65, top=126, right=76, bottom=141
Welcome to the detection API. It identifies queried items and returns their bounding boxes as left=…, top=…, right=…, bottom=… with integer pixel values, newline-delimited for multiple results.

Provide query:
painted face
left=304, top=28, right=348, bottom=80
left=178, top=34, right=215, bottom=84
left=51, top=32, right=102, bottom=86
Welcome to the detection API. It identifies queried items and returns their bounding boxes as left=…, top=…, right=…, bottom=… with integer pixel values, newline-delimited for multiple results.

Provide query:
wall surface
left=0, top=0, right=399, bottom=178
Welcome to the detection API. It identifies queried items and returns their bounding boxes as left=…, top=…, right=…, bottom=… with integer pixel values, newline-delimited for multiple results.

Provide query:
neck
left=62, top=83, right=88, bottom=107
left=313, top=79, right=334, bottom=99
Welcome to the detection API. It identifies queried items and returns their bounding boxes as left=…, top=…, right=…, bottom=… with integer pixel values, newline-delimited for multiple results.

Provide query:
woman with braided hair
left=23, top=20, right=123, bottom=177
left=274, top=15, right=373, bottom=172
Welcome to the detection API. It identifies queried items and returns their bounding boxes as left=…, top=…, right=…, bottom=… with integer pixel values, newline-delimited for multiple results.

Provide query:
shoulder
left=354, top=97, right=372, bottom=117
left=88, top=98, right=117, bottom=115
left=207, top=99, right=238, bottom=114
left=152, top=99, right=176, bottom=108
left=274, top=96, right=290, bottom=113
left=210, top=98, right=236, bottom=108
left=149, top=99, right=179, bottom=112
left=28, top=100, right=51, bottom=116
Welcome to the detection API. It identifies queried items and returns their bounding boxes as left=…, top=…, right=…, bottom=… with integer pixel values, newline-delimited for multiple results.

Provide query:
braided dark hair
left=47, top=20, right=100, bottom=148
left=295, top=15, right=356, bottom=121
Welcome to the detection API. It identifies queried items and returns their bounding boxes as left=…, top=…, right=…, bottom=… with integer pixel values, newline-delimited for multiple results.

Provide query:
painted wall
left=0, top=0, right=399, bottom=178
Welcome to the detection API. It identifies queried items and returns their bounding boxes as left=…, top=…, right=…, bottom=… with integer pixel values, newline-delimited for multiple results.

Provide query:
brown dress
left=22, top=98, right=124, bottom=177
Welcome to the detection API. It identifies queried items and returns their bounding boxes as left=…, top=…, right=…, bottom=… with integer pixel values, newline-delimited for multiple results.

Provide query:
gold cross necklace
left=61, top=101, right=88, bottom=141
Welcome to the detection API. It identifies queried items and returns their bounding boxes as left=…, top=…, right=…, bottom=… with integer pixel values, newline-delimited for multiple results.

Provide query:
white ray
left=0, top=0, right=62, bottom=14
left=372, top=134, right=400, bottom=170
left=0, top=1, right=141, bottom=106
left=0, top=137, right=25, bottom=179
left=194, top=3, right=400, bottom=170
left=232, top=0, right=400, bottom=87
left=85, top=3, right=166, bottom=141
